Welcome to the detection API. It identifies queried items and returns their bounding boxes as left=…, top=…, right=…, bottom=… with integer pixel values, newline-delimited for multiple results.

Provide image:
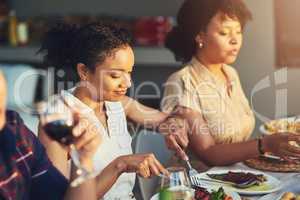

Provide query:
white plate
left=259, top=117, right=297, bottom=135
left=258, top=177, right=300, bottom=200
left=196, top=169, right=281, bottom=196
left=150, top=185, right=241, bottom=200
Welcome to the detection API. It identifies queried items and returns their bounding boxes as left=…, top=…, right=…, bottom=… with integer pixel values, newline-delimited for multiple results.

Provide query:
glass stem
left=69, top=144, right=84, bottom=175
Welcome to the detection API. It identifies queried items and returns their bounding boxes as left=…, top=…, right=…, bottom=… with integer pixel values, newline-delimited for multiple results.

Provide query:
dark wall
left=10, top=0, right=184, bottom=17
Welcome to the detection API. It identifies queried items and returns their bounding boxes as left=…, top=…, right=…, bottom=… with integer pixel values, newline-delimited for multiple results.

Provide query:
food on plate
left=159, top=186, right=193, bottom=200
left=280, top=192, right=300, bottom=200
left=207, top=171, right=267, bottom=186
left=159, top=186, right=233, bottom=200
left=289, top=141, right=300, bottom=148
left=264, top=119, right=300, bottom=134
left=194, top=186, right=232, bottom=200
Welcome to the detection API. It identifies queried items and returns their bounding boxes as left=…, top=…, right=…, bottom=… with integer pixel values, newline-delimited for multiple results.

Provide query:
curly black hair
left=165, top=0, right=252, bottom=63
left=38, top=21, right=133, bottom=71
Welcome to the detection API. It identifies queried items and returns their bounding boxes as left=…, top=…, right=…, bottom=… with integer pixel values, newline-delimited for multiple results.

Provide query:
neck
left=73, top=86, right=105, bottom=113
left=195, top=53, right=223, bottom=74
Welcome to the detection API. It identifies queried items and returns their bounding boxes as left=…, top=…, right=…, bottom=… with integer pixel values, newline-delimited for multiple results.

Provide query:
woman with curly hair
left=161, top=0, right=300, bottom=171
left=37, top=22, right=185, bottom=199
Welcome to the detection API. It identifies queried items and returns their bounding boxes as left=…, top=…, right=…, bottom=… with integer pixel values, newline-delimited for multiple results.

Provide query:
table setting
left=151, top=117, right=300, bottom=200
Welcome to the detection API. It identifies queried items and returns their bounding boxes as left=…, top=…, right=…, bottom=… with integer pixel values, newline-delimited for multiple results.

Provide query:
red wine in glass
left=43, top=119, right=74, bottom=145
left=37, top=94, right=97, bottom=187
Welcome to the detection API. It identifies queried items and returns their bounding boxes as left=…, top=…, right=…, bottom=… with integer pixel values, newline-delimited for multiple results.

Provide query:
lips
left=115, top=90, right=127, bottom=95
left=228, top=49, right=239, bottom=56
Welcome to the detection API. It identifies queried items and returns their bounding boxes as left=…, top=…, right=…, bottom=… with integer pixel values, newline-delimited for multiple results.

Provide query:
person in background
left=160, top=0, right=300, bottom=171
left=38, top=22, right=185, bottom=200
left=0, top=70, right=100, bottom=200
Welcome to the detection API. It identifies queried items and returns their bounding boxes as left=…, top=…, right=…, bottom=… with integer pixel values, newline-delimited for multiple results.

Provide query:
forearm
left=137, top=111, right=168, bottom=130
left=64, top=164, right=97, bottom=200
left=95, top=158, right=125, bottom=198
left=123, top=96, right=169, bottom=129
left=194, top=139, right=260, bottom=166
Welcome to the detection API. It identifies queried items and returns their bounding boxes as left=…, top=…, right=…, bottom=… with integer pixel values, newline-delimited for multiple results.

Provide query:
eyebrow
left=220, top=25, right=242, bottom=29
left=108, top=68, right=132, bottom=73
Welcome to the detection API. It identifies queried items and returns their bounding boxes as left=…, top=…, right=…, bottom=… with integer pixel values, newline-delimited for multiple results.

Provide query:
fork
left=183, top=157, right=201, bottom=187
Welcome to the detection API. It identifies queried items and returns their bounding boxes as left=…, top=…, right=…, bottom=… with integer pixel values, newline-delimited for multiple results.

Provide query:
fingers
left=173, top=132, right=188, bottom=149
left=166, top=134, right=188, bottom=160
left=159, top=117, right=189, bottom=154
left=147, top=159, right=160, bottom=176
left=72, top=117, right=89, bottom=137
left=138, top=160, right=151, bottom=178
left=158, top=122, right=170, bottom=136
left=147, top=154, right=168, bottom=176
left=137, top=154, right=168, bottom=178
left=152, top=157, right=169, bottom=176
left=72, top=118, right=101, bottom=150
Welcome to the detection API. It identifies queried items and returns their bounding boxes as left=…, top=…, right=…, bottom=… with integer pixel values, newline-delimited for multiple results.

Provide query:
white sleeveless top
left=61, top=88, right=136, bottom=200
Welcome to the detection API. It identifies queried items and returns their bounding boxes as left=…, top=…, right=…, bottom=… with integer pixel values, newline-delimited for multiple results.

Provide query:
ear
left=195, top=32, right=205, bottom=44
left=76, top=63, right=89, bottom=81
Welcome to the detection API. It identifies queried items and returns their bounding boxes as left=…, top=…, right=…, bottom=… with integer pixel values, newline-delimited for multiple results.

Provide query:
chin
left=106, top=95, right=125, bottom=102
left=225, top=57, right=237, bottom=65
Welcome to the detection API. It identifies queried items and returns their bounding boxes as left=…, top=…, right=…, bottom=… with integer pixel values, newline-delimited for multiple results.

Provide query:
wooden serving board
left=244, top=156, right=300, bottom=172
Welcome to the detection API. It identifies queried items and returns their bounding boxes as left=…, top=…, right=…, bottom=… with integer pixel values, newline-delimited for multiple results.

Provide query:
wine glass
left=160, top=167, right=194, bottom=200
left=36, top=94, right=97, bottom=187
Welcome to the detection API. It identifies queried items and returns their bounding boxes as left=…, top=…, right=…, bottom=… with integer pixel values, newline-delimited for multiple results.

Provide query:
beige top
left=162, top=58, right=255, bottom=169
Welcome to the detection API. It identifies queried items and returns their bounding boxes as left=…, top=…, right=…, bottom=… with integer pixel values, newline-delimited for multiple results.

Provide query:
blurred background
left=0, top=0, right=300, bottom=137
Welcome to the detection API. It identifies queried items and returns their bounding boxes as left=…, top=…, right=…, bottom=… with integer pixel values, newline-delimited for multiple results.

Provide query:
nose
left=229, top=33, right=241, bottom=46
left=230, top=37, right=238, bottom=45
left=120, top=73, right=132, bottom=88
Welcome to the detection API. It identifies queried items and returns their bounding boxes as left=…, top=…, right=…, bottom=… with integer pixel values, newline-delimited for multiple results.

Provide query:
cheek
left=97, top=77, right=120, bottom=93
left=209, top=36, right=229, bottom=50
left=205, top=37, right=228, bottom=59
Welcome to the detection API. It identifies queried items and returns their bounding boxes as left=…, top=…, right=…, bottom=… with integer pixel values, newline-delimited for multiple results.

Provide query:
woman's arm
left=121, top=97, right=190, bottom=159
left=178, top=106, right=300, bottom=166
left=121, top=96, right=168, bottom=129
left=177, top=106, right=261, bottom=166
left=64, top=119, right=102, bottom=200
left=95, top=153, right=168, bottom=198
left=94, top=158, right=124, bottom=198
left=38, top=122, right=70, bottom=178
left=64, top=163, right=97, bottom=200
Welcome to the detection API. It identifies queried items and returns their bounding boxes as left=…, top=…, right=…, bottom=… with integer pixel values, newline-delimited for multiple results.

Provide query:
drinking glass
left=160, top=167, right=194, bottom=200
left=36, top=94, right=97, bottom=187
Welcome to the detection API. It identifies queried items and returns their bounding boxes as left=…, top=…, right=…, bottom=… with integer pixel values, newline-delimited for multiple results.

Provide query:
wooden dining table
left=207, top=162, right=300, bottom=200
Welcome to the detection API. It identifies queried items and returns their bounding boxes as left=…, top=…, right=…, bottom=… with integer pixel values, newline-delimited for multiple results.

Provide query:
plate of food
left=259, top=191, right=300, bottom=200
left=259, top=181, right=300, bottom=200
left=260, top=117, right=300, bottom=135
left=196, top=170, right=281, bottom=195
left=151, top=185, right=241, bottom=200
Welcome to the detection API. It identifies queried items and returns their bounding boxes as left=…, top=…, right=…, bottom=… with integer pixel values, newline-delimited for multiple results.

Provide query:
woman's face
left=197, top=12, right=243, bottom=65
left=85, top=45, right=134, bottom=102
left=0, top=72, right=7, bottom=130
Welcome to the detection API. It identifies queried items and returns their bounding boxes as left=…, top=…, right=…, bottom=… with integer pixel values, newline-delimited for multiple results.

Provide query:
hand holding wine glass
left=37, top=95, right=101, bottom=187
left=70, top=113, right=101, bottom=172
